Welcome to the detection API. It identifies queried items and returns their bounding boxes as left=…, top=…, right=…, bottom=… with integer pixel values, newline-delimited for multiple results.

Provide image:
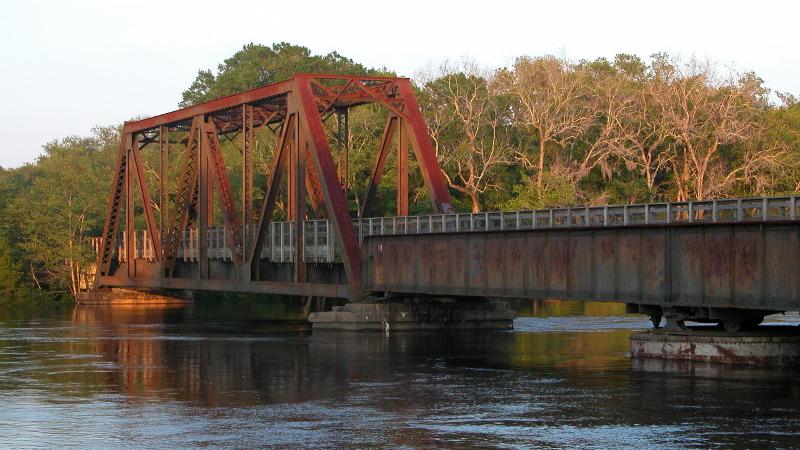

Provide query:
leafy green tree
left=11, top=127, right=117, bottom=296
left=502, top=172, right=579, bottom=210
left=749, top=94, right=800, bottom=194
left=0, top=170, right=22, bottom=295
left=181, top=42, right=387, bottom=106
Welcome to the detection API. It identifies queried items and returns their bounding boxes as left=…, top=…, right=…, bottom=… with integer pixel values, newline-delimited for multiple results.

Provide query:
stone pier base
left=308, top=301, right=515, bottom=331
left=630, top=329, right=800, bottom=366
left=76, top=288, right=193, bottom=306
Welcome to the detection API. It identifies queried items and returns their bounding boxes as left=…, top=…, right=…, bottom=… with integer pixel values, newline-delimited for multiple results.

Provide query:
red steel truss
left=95, top=74, right=455, bottom=299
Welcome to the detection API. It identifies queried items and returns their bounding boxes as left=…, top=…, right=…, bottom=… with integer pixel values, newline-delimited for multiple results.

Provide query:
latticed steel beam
left=125, top=134, right=134, bottom=278
left=96, top=74, right=454, bottom=300
left=241, top=105, right=254, bottom=226
left=123, top=74, right=407, bottom=134
left=336, top=109, right=350, bottom=202
left=162, top=118, right=201, bottom=272
left=97, top=139, right=128, bottom=276
left=397, top=118, right=409, bottom=216
left=294, top=76, right=363, bottom=297
left=159, top=126, right=169, bottom=238
left=201, top=120, right=245, bottom=265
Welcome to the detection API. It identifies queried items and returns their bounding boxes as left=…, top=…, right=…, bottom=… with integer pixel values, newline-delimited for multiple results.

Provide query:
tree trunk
left=469, top=191, right=480, bottom=213
left=536, top=139, right=546, bottom=198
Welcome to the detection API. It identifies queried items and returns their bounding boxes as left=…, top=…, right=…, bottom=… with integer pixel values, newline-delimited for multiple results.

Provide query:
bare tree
left=649, top=56, right=769, bottom=200
left=494, top=56, right=595, bottom=199
left=568, top=62, right=633, bottom=185
left=605, top=62, right=674, bottom=198
left=420, top=61, right=513, bottom=212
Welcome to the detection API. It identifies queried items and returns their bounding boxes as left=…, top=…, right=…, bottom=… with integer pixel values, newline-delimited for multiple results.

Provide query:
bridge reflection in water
left=0, top=301, right=798, bottom=447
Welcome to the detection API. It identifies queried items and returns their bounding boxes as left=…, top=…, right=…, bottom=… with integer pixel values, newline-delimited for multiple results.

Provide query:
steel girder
left=95, top=74, right=454, bottom=300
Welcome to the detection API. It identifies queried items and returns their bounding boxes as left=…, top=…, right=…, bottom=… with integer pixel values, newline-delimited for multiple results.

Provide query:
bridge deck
left=93, top=196, right=800, bottom=321
left=99, top=196, right=800, bottom=264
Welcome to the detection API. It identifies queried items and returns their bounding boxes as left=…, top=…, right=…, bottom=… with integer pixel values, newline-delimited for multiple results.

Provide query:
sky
left=0, top=0, right=797, bottom=168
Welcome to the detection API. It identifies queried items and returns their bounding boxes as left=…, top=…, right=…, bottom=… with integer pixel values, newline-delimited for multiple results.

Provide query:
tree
left=12, top=127, right=116, bottom=296
left=420, top=62, right=513, bottom=212
left=0, top=170, right=21, bottom=294
left=181, top=42, right=385, bottom=106
left=567, top=58, right=633, bottom=191
left=736, top=93, right=800, bottom=195
left=648, top=55, right=771, bottom=200
left=495, top=56, right=596, bottom=202
left=598, top=54, right=674, bottom=200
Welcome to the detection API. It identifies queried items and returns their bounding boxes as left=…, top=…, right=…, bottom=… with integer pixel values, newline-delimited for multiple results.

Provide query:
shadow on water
left=0, top=298, right=798, bottom=448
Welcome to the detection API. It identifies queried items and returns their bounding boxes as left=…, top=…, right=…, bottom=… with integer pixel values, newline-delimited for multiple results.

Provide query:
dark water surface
left=0, top=300, right=799, bottom=449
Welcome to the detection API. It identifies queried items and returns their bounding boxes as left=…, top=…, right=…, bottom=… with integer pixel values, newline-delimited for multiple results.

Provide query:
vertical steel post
left=207, top=164, right=214, bottom=228
left=293, top=102, right=307, bottom=282
left=197, top=119, right=209, bottom=279
left=327, top=220, right=334, bottom=262
left=337, top=109, right=350, bottom=207
left=288, top=120, right=297, bottom=221
left=159, top=126, right=167, bottom=244
left=162, top=122, right=201, bottom=273
left=242, top=105, right=254, bottom=245
left=397, top=118, right=409, bottom=216
left=125, top=134, right=135, bottom=278
left=97, top=137, right=129, bottom=277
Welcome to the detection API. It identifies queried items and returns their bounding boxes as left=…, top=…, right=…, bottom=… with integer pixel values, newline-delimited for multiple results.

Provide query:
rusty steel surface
left=362, top=222, right=800, bottom=312
left=96, top=74, right=454, bottom=300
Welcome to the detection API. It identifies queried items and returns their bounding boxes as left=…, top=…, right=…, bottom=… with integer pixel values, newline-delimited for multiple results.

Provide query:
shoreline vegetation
left=2, top=42, right=799, bottom=301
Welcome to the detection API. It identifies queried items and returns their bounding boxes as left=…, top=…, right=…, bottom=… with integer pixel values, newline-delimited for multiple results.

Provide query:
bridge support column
left=630, top=330, right=800, bottom=366
left=308, top=299, right=515, bottom=331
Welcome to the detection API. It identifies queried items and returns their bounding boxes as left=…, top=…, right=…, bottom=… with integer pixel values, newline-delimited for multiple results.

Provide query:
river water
left=0, top=299, right=798, bottom=449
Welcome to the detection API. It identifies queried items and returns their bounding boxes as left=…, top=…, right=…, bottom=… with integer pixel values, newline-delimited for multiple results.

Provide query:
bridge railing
left=94, top=195, right=800, bottom=264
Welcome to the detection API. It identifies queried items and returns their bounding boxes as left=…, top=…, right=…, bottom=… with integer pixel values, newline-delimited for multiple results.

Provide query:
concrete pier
left=76, top=288, right=193, bottom=306
left=308, top=300, right=515, bottom=331
left=630, top=328, right=800, bottom=366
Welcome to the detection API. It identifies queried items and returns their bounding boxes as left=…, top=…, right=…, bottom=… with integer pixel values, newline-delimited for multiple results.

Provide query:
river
left=0, top=299, right=798, bottom=448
